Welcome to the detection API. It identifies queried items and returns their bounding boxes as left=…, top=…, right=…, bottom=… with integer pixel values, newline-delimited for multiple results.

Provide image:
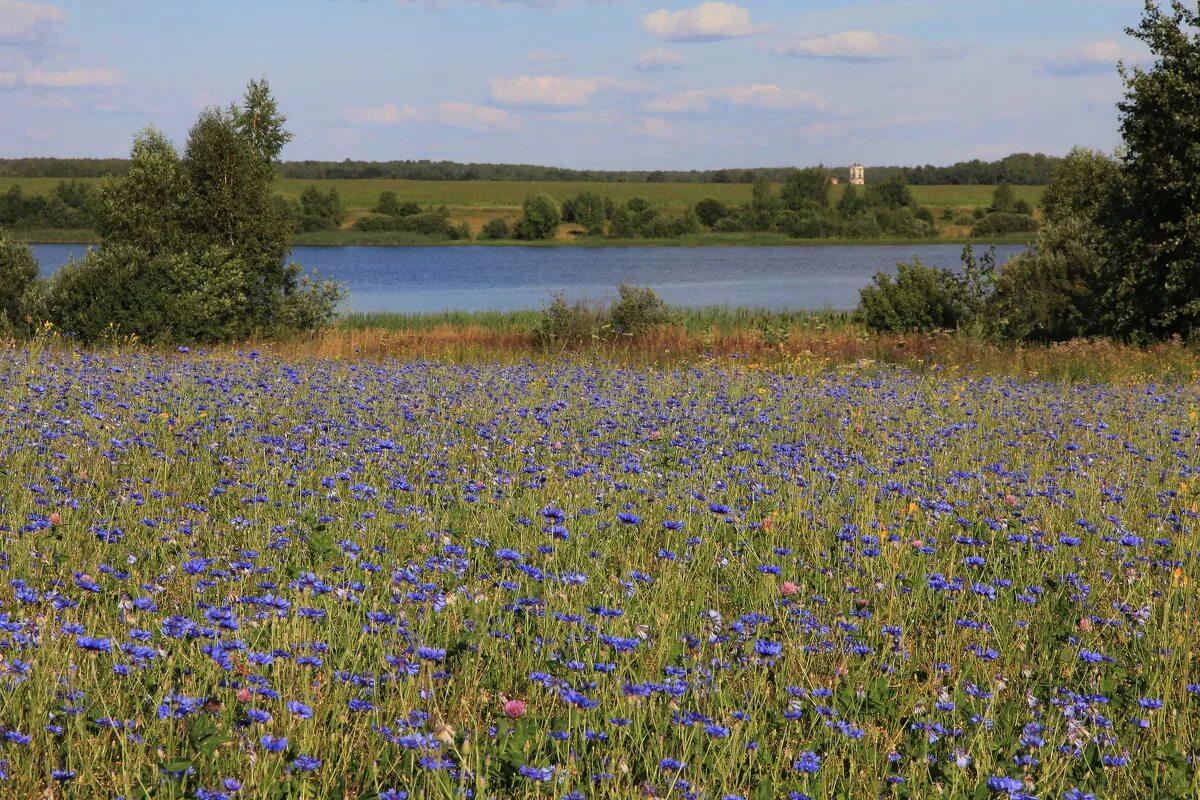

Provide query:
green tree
left=51, top=80, right=340, bottom=344
left=780, top=168, right=831, bottom=212
left=1105, top=1, right=1200, bottom=339
left=988, top=183, right=1017, bottom=214
left=855, top=260, right=968, bottom=333
left=563, top=191, right=606, bottom=232
left=836, top=184, right=868, bottom=218
left=1040, top=147, right=1121, bottom=225
left=515, top=193, right=561, bottom=240
left=865, top=175, right=914, bottom=209
left=694, top=197, right=728, bottom=228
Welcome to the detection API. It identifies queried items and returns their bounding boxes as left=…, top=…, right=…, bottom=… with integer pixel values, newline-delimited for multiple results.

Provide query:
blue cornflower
left=285, top=701, right=312, bottom=719
left=659, top=758, right=686, bottom=771
left=617, top=512, right=641, bottom=525
left=76, top=636, right=112, bottom=653
left=793, top=751, right=821, bottom=774
left=754, top=640, right=783, bottom=658
left=518, top=765, right=554, bottom=781
left=291, top=755, right=320, bottom=772
left=260, top=735, right=288, bottom=753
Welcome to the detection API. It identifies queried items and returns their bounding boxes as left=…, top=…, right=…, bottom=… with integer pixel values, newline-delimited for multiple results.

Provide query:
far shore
left=15, top=228, right=1036, bottom=249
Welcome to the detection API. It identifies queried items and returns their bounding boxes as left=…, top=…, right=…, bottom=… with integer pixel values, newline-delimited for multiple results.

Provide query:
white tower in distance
left=849, top=164, right=865, bottom=185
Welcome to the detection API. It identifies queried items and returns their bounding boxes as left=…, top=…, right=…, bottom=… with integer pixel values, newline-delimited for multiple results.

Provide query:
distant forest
left=0, top=152, right=1063, bottom=185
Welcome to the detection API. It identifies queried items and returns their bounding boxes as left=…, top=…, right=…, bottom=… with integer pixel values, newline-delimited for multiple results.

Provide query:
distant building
left=830, top=177, right=840, bottom=185
left=849, top=164, right=865, bottom=185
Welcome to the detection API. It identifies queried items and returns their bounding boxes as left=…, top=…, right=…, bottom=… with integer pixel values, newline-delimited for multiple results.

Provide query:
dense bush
left=694, top=197, right=729, bottom=227
left=0, top=229, right=41, bottom=334
left=352, top=211, right=469, bottom=240
left=610, top=282, right=673, bottom=335
left=971, top=212, right=1039, bottom=236
left=295, top=185, right=343, bottom=232
left=515, top=193, right=561, bottom=241
left=561, top=192, right=607, bottom=233
left=534, top=284, right=674, bottom=345
left=532, top=294, right=609, bottom=345
left=373, top=191, right=421, bottom=218
left=988, top=218, right=1108, bottom=342
left=478, top=217, right=511, bottom=240
left=855, top=260, right=969, bottom=333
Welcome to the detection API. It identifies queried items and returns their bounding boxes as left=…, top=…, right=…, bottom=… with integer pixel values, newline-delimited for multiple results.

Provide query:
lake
left=30, top=243, right=1026, bottom=313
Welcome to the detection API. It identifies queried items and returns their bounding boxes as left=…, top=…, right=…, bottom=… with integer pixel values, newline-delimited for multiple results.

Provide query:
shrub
left=374, top=191, right=421, bottom=218
left=840, top=210, right=883, bottom=239
left=971, top=212, right=1039, bottom=237
left=694, top=197, right=729, bottom=227
left=954, top=213, right=976, bottom=226
left=478, top=217, right=511, bottom=240
left=712, top=217, right=745, bottom=233
left=352, top=213, right=469, bottom=239
left=0, top=229, right=42, bottom=334
left=855, top=260, right=968, bottom=333
left=988, top=217, right=1109, bottom=341
left=610, top=283, right=672, bottom=336
left=561, top=192, right=606, bottom=230
left=875, top=207, right=937, bottom=238
left=297, top=185, right=343, bottom=231
left=515, top=193, right=561, bottom=241
left=533, top=294, right=609, bottom=346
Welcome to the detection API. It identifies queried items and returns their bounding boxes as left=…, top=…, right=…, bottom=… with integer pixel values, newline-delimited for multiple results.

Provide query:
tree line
left=0, top=153, right=1063, bottom=185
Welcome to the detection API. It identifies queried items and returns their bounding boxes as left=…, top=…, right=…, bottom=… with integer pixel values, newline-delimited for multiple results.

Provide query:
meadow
left=0, top=341, right=1196, bottom=799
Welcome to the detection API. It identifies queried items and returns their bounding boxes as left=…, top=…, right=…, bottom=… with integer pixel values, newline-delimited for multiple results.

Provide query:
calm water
left=31, top=243, right=1025, bottom=313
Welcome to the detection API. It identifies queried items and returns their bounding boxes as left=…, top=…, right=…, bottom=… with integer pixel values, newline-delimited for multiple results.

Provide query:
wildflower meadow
left=0, top=345, right=1196, bottom=799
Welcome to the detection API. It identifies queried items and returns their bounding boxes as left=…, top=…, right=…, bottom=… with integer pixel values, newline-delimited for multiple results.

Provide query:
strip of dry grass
left=266, top=323, right=1199, bottom=383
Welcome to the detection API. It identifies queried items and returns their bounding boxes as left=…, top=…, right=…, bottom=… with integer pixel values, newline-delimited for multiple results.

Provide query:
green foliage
left=532, top=294, right=609, bottom=346
left=352, top=211, right=469, bottom=240
left=515, top=193, right=561, bottom=240
left=866, top=175, right=915, bottom=209
left=534, top=284, right=674, bottom=345
left=478, top=217, right=511, bottom=240
left=296, top=185, right=344, bottom=232
left=610, top=283, right=673, bottom=335
left=561, top=191, right=607, bottom=233
left=989, top=183, right=1018, bottom=214
left=971, top=212, right=1040, bottom=236
left=875, top=206, right=937, bottom=238
left=988, top=217, right=1109, bottom=342
left=855, top=259, right=969, bottom=333
left=1105, top=1, right=1200, bottom=339
left=694, top=197, right=729, bottom=227
left=51, top=79, right=341, bottom=344
left=0, top=228, right=41, bottom=334
left=1040, top=147, right=1120, bottom=225
left=780, top=168, right=831, bottom=212
left=373, top=190, right=420, bottom=218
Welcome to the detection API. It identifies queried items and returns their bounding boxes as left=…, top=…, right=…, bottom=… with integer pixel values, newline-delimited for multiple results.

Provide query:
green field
left=0, top=176, right=1044, bottom=213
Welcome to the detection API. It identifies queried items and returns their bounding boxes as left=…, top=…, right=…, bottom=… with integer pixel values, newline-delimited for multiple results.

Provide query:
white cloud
left=22, top=67, right=124, bottom=88
left=489, top=75, right=618, bottom=107
left=342, top=101, right=519, bottom=131
left=436, top=101, right=522, bottom=130
left=629, top=116, right=674, bottom=139
left=648, top=84, right=826, bottom=114
left=770, top=31, right=916, bottom=62
left=633, top=48, right=684, bottom=72
left=342, top=104, right=428, bottom=124
left=0, top=0, right=65, bottom=45
left=1041, top=41, right=1140, bottom=77
left=24, top=92, right=72, bottom=109
left=640, top=2, right=762, bottom=43
left=0, top=71, right=17, bottom=88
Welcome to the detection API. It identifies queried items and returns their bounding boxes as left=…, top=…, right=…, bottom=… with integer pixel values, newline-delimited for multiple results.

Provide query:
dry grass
left=266, top=323, right=1200, bottom=383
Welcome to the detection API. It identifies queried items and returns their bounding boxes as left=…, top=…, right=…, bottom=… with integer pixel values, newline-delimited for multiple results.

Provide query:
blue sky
left=0, top=0, right=1152, bottom=169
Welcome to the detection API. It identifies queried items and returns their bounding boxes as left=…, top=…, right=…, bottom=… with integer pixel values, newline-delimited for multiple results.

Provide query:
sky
left=0, top=0, right=1154, bottom=170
